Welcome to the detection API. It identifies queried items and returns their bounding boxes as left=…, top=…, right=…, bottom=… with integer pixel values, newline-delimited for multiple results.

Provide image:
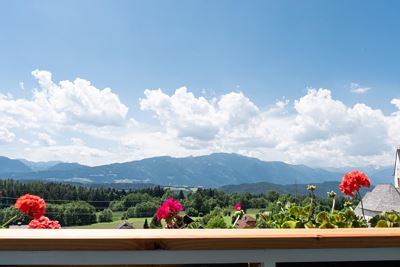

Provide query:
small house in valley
left=236, top=215, right=257, bottom=229
left=115, top=221, right=134, bottom=229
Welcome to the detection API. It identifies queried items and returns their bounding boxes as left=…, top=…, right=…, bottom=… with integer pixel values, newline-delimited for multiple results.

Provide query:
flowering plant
left=339, top=170, right=370, bottom=198
left=232, top=203, right=244, bottom=227
left=339, top=170, right=370, bottom=220
left=28, top=216, right=61, bottom=229
left=15, top=194, right=46, bottom=219
left=233, top=203, right=241, bottom=211
left=156, top=198, right=183, bottom=228
left=1, top=194, right=61, bottom=229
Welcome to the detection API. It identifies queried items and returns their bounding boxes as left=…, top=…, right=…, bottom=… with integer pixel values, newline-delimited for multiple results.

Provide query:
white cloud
left=391, top=98, right=400, bottom=110
left=18, top=138, right=29, bottom=144
left=0, top=70, right=128, bottom=131
left=282, top=88, right=393, bottom=166
left=31, top=69, right=129, bottom=126
left=350, top=82, right=371, bottom=94
left=141, top=87, right=399, bottom=167
left=0, top=127, right=15, bottom=143
left=139, top=87, right=276, bottom=151
left=140, top=87, right=220, bottom=140
left=37, top=132, right=56, bottom=146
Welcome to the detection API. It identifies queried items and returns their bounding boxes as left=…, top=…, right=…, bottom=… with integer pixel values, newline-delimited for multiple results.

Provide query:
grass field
left=72, top=209, right=260, bottom=229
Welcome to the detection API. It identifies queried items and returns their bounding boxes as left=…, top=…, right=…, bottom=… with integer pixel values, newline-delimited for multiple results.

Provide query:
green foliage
left=256, top=202, right=367, bottom=229
left=186, top=207, right=199, bottom=217
left=122, top=192, right=155, bottom=209
left=125, top=207, right=136, bottom=218
left=201, top=207, right=224, bottom=225
left=187, top=221, right=203, bottom=229
left=45, top=204, right=65, bottom=224
left=109, top=200, right=124, bottom=211
left=98, top=208, right=113, bottom=223
left=134, top=201, right=158, bottom=218
left=206, top=215, right=228, bottom=229
left=256, top=203, right=313, bottom=229
left=63, top=201, right=97, bottom=226
left=0, top=179, right=127, bottom=210
left=370, top=211, right=400, bottom=227
left=149, top=216, right=162, bottom=229
left=315, top=209, right=366, bottom=228
left=0, top=207, right=29, bottom=226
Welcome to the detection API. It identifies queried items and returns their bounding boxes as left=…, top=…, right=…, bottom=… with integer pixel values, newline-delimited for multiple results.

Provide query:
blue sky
left=0, top=1, right=400, bottom=167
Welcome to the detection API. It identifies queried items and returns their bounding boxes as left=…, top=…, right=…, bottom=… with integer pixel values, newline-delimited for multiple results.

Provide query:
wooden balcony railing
left=1, top=228, right=400, bottom=266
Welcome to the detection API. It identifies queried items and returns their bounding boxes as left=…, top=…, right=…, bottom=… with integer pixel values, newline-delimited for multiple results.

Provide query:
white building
left=394, top=148, right=400, bottom=188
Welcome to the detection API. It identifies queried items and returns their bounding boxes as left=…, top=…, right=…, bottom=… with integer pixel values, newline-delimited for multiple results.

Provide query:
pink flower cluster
left=233, top=203, right=241, bottom=211
left=156, top=198, right=183, bottom=222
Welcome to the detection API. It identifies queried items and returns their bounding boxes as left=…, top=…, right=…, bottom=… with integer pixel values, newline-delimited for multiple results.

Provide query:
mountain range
left=0, top=153, right=394, bottom=187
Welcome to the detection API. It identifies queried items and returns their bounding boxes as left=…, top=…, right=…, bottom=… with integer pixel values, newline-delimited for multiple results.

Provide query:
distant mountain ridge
left=0, top=153, right=394, bottom=187
left=18, top=159, right=61, bottom=171
left=0, top=156, right=32, bottom=173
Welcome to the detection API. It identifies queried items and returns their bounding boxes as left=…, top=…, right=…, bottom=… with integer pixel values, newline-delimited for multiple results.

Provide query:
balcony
left=1, top=228, right=400, bottom=266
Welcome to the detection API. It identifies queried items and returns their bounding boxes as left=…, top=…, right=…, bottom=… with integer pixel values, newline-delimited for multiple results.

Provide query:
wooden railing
left=1, top=228, right=400, bottom=266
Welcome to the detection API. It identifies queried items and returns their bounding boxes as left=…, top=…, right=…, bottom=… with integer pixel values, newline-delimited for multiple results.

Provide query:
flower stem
left=356, top=190, right=366, bottom=221
left=308, top=192, right=315, bottom=222
left=232, top=215, right=240, bottom=227
left=331, top=198, right=336, bottom=213
left=0, top=215, right=18, bottom=229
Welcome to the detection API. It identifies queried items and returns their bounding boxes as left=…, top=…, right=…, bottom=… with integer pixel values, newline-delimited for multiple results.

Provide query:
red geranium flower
left=15, top=194, right=46, bottom=219
left=156, top=198, right=183, bottom=222
left=28, top=216, right=61, bottom=229
left=339, top=170, right=370, bottom=198
left=233, top=203, right=241, bottom=211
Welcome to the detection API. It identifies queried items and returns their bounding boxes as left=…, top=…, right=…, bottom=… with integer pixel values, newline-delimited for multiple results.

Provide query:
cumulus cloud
left=141, top=87, right=400, bottom=167
left=0, top=127, right=15, bottom=143
left=31, top=70, right=128, bottom=126
left=350, top=82, right=371, bottom=94
left=139, top=87, right=279, bottom=154
left=140, top=87, right=260, bottom=141
left=279, top=88, right=393, bottom=166
left=0, top=70, right=128, bottom=131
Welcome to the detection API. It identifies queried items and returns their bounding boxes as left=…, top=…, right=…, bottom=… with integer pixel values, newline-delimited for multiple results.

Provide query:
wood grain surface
left=1, top=228, right=400, bottom=251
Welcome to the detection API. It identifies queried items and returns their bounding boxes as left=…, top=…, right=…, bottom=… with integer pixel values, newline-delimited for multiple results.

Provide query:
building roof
left=236, top=215, right=257, bottom=229
left=115, top=221, right=134, bottom=229
left=355, top=184, right=400, bottom=216
left=8, top=224, right=28, bottom=229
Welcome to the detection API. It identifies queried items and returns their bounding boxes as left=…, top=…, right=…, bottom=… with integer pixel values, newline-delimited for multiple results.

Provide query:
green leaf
left=304, top=221, right=315, bottom=229
left=316, top=211, right=330, bottom=224
left=289, top=206, right=301, bottom=217
left=387, top=214, right=399, bottom=223
left=282, top=220, right=299, bottom=229
left=375, top=220, right=388, bottom=228
left=319, top=222, right=337, bottom=229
